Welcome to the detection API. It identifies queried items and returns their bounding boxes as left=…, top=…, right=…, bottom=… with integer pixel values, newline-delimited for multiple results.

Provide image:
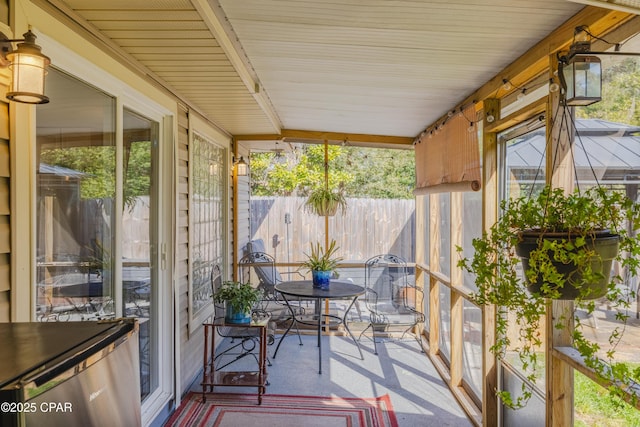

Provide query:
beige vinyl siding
left=175, top=105, right=199, bottom=393
left=177, top=108, right=231, bottom=393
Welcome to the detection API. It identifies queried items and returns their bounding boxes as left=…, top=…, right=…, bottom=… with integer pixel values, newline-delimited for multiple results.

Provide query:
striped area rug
left=165, top=392, right=398, bottom=427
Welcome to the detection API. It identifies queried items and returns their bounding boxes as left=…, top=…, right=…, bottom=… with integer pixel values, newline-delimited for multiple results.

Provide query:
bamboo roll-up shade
left=414, top=105, right=481, bottom=194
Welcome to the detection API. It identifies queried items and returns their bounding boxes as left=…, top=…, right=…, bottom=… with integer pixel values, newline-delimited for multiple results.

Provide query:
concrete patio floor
left=193, top=327, right=473, bottom=427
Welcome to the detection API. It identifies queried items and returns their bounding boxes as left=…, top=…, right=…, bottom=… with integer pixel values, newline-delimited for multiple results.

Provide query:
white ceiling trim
left=191, top=0, right=282, bottom=132
left=567, top=0, right=640, bottom=15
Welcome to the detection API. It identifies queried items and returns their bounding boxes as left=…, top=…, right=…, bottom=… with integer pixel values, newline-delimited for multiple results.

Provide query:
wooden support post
left=232, top=138, right=239, bottom=281
left=547, top=301, right=574, bottom=426
left=482, top=98, right=500, bottom=427
left=324, top=140, right=329, bottom=318
left=546, top=55, right=575, bottom=427
left=324, top=139, right=329, bottom=250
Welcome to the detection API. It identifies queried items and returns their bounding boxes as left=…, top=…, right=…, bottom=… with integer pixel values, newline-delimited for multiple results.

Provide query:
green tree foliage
left=340, top=147, right=415, bottom=198
left=578, top=58, right=640, bottom=126
left=40, top=141, right=151, bottom=207
left=124, top=141, right=152, bottom=200
left=40, top=146, right=116, bottom=200
left=250, top=144, right=415, bottom=199
left=251, top=144, right=350, bottom=196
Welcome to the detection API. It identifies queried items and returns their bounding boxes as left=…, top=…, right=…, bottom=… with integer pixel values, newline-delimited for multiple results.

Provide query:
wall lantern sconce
left=558, top=27, right=602, bottom=106
left=234, top=156, right=249, bottom=176
left=0, top=30, right=50, bottom=104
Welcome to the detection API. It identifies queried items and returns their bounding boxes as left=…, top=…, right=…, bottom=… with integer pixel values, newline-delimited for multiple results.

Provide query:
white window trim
left=187, top=113, right=231, bottom=336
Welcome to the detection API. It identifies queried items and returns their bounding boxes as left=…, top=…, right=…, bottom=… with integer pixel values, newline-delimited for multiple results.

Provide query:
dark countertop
left=0, top=321, right=127, bottom=389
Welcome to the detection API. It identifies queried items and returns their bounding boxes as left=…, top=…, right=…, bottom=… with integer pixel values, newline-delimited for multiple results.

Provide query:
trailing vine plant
left=458, top=93, right=640, bottom=408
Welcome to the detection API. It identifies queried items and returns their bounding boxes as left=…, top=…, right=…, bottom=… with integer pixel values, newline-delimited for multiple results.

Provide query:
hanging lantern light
left=234, top=156, right=249, bottom=176
left=0, top=30, right=51, bottom=104
left=560, top=55, right=602, bottom=106
left=559, top=27, right=602, bottom=106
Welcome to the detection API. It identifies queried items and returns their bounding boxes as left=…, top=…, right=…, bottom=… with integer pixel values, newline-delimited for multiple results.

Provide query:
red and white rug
left=165, top=392, right=398, bottom=427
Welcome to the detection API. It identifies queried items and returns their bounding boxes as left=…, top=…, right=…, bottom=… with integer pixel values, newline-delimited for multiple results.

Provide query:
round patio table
left=273, top=280, right=364, bottom=374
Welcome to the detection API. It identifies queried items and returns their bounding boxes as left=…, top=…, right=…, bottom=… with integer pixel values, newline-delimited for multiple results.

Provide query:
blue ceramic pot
left=312, top=270, right=331, bottom=289
left=225, top=304, right=251, bottom=324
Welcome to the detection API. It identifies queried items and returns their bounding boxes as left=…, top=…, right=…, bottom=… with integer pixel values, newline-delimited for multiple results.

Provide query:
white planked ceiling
left=53, top=0, right=584, bottom=139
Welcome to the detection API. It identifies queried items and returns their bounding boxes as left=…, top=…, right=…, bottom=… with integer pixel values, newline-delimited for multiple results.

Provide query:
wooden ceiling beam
left=484, top=97, right=547, bottom=134
left=233, top=134, right=282, bottom=141
left=281, top=129, right=414, bottom=146
left=233, top=129, right=414, bottom=147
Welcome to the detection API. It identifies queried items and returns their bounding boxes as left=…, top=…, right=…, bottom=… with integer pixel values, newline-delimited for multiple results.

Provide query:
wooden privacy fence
left=250, top=197, right=416, bottom=270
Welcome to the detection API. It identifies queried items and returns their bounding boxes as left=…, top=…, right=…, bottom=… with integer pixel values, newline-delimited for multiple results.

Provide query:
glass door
left=36, top=69, right=164, bottom=405
left=122, top=109, right=159, bottom=401
left=36, top=69, right=116, bottom=323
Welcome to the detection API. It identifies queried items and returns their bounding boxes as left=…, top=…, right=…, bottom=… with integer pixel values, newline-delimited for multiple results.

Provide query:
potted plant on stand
left=302, top=239, right=343, bottom=289
left=458, top=185, right=640, bottom=408
left=213, top=281, right=263, bottom=324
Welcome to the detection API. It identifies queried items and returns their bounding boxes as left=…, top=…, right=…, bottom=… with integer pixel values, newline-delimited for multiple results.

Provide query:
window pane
left=462, top=300, right=482, bottom=401
left=461, top=191, right=482, bottom=291
left=417, top=194, right=430, bottom=267
left=503, top=127, right=546, bottom=200
left=418, top=194, right=430, bottom=334
left=421, top=272, right=430, bottom=333
left=437, top=193, right=451, bottom=276
left=438, top=282, right=451, bottom=363
left=191, top=133, right=225, bottom=317
left=36, top=68, right=116, bottom=322
left=501, top=365, right=545, bottom=427
left=122, top=108, right=158, bottom=401
left=499, top=125, right=547, bottom=398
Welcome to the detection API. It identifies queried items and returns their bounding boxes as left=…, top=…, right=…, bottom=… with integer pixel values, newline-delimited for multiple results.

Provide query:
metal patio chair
left=239, top=251, right=285, bottom=304
left=238, top=250, right=304, bottom=345
left=359, top=254, right=425, bottom=355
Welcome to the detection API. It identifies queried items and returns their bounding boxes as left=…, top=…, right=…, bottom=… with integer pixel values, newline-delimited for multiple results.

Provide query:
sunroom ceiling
left=50, top=0, right=584, bottom=141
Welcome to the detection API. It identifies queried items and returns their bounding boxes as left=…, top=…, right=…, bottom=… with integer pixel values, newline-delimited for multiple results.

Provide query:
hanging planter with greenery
left=303, top=187, right=347, bottom=216
left=509, top=185, right=630, bottom=300
left=458, top=184, right=640, bottom=408
left=457, top=69, right=640, bottom=410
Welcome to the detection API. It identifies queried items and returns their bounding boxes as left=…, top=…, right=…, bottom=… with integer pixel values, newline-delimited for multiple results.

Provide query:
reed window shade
left=414, top=105, right=481, bottom=195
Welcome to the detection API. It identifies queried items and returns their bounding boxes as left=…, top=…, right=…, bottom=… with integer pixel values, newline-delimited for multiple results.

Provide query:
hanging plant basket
left=315, top=198, right=339, bottom=216
left=515, top=230, right=620, bottom=300
left=457, top=185, right=640, bottom=409
left=304, top=188, right=346, bottom=216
